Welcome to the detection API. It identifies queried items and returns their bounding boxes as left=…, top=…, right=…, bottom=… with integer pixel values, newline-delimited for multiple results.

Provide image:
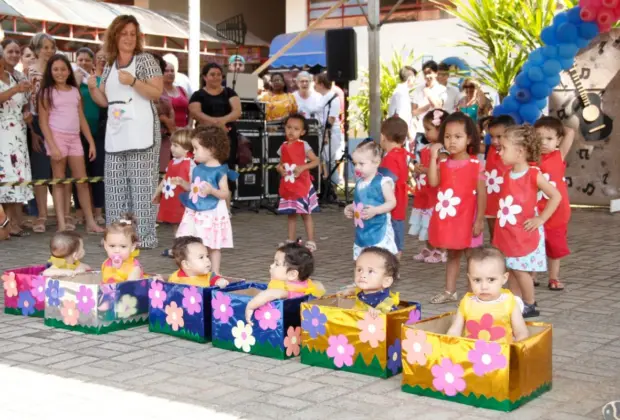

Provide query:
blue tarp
left=269, top=30, right=326, bottom=69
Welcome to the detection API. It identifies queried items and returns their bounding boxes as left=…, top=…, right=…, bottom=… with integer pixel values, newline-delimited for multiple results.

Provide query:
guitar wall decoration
left=568, top=66, right=614, bottom=141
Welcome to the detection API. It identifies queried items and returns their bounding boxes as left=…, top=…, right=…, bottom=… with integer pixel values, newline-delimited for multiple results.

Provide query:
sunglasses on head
left=463, top=84, right=476, bottom=89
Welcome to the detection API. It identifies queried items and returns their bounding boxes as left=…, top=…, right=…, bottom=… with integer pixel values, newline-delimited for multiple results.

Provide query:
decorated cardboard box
left=211, top=282, right=313, bottom=359
left=300, top=296, right=422, bottom=378
left=401, top=312, right=552, bottom=411
left=43, top=273, right=150, bottom=334
left=2, top=265, right=48, bottom=317
left=148, top=277, right=246, bottom=343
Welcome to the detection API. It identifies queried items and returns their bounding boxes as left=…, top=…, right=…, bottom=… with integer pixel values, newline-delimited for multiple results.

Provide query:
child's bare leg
left=513, top=270, right=535, bottom=305
left=301, top=214, right=314, bottom=242
left=548, top=258, right=564, bottom=290
left=487, top=218, right=495, bottom=240
left=288, top=214, right=297, bottom=241
left=208, top=248, right=222, bottom=274
left=445, top=249, right=463, bottom=294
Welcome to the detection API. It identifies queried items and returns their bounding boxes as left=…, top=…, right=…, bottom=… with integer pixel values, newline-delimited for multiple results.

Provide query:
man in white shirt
left=437, top=63, right=461, bottom=113
left=163, top=53, right=193, bottom=96
left=388, top=66, right=417, bottom=141
left=412, top=60, right=448, bottom=158
left=315, top=73, right=344, bottom=185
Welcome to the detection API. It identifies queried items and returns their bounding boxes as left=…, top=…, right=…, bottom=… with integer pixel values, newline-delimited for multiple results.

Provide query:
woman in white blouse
left=292, top=71, right=322, bottom=121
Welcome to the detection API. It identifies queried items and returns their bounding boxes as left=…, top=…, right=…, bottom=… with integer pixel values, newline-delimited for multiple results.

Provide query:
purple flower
left=406, top=308, right=421, bottom=325
left=467, top=340, right=507, bottom=376
left=30, top=276, right=46, bottom=302
left=76, top=285, right=95, bottom=314
left=212, top=291, right=233, bottom=324
left=45, top=279, right=64, bottom=307
left=301, top=305, right=327, bottom=339
left=182, top=286, right=203, bottom=315
left=18, top=291, right=36, bottom=316
left=148, top=281, right=167, bottom=309
left=387, top=339, right=402, bottom=375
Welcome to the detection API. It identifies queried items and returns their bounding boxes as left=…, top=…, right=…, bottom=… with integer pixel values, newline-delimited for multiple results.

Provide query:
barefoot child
left=43, top=231, right=91, bottom=277
left=428, top=112, right=486, bottom=304
left=493, top=125, right=561, bottom=317
left=101, top=214, right=144, bottom=283
left=446, top=246, right=529, bottom=343
left=168, top=236, right=229, bottom=288
left=276, top=113, right=320, bottom=252
left=534, top=117, right=574, bottom=291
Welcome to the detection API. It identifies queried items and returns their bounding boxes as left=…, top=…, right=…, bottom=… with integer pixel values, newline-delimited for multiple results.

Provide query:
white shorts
left=408, top=208, right=432, bottom=241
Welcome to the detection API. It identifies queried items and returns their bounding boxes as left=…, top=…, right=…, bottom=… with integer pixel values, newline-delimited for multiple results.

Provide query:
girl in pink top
left=38, top=54, right=103, bottom=233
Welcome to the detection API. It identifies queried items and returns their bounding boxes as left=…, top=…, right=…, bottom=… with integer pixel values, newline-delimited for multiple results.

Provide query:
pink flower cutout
left=284, top=326, right=301, bottom=357
left=189, top=177, right=206, bottom=203
left=326, top=334, right=355, bottom=368
left=2, top=272, right=18, bottom=298
left=30, top=276, right=46, bottom=303
left=165, top=301, right=185, bottom=331
left=402, top=329, right=433, bottom=365
left=60, top=300, right=79, bottom=326
left=352, top=202, right=364, bottom=228
left=148, top=281, right=167, bottom=309
left=465, top=313, right=506, bottom=342
left=357, top=312, right=386, bottom=348
left=212, top=291, right=233, bottom=324
left=406, top=308, right=421, bottom=325
left=255, top=302, right=281, bottom=330
left=182, top=286, right=203, bottom=315
left=431, top=358, right=467, bottom=397
left=468, top=340, right=507, bottom=376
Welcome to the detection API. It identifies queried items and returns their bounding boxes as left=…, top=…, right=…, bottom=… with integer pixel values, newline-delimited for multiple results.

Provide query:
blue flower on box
left=387, top=338, right=402, bottom=375
left=45, top=279, right=64, bottom=307
left=18, top=290, right=36, bottom=316
left=301, top=305, right=327, bottom=338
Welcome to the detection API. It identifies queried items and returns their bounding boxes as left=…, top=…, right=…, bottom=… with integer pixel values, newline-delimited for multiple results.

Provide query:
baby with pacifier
left=101, top=214, right=143, bottom=284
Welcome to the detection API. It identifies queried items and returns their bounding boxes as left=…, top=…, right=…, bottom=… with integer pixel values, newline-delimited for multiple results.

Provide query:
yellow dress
left=168, top=269, right=218, bottom=287
left=352, top=288, right=400, bottom=314
left=267, top=279, right=325, bottom=299
left=264, top=92, right=298, bottom=121
left=48, top=256, right=80, bottom=270
left=458, top=289, right=516, bottom=344
left=101, top=250, right=143, bottom=284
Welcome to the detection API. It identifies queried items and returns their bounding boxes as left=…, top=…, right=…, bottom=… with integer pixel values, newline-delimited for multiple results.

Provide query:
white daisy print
left=497, top=195, right=522, bottom=227
left=435, top=189, right=461, bottom=219
left=485, top=169, right=503, bottom=195
left=162, top=178, right=176, bottom=200
left=283, top=163, right=296, bottom=183
left=417, top=173, right=427, bottom=189
left=537, top=173, right=556, bottom=201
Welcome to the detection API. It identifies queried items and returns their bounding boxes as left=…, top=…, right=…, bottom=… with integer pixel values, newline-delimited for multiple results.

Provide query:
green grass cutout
left=44, top=316, right=147, bottom=335
left=149, top=321, right=207, bottom=343
left=4, top=307, right=44, bottom=318
left=212, top=337, right=286, bottom=360
left=300, top=346, right=387, bottom=378
left=401, top=382, right=552, bottom=412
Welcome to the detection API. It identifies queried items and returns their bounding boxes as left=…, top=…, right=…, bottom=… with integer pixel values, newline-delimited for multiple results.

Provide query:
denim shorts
left=391, top=219, right=405, bottom=252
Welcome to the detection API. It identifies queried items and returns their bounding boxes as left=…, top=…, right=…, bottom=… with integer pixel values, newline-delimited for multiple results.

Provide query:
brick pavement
left=0, top=206, right=619, bottom=419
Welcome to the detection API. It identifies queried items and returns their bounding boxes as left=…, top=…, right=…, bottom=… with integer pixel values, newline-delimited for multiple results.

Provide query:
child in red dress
left=153, top=128, right=194, bottom=257
left=428, top=112, right=486, bottom=304
left=484, top=115, right=515, bottom=240
left=409, top=109, right=450, bottom=263
left=534, top=117, right=574, bottom=291
left=277, top=113, right=320, bottom=252
left=379, top=116, right=409, bottom=259
left=493, top=125, right=561, bottom=317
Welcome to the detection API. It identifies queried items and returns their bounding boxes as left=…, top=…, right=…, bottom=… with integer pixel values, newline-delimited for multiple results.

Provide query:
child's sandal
left=413, top=248, right=431, bottom=261
left=430, top=291, right=458, bottom=304
left=548, top=279, right=564, bottom=291
left=424, top=250, right=445, bottom=264
left=305, top=241, right=317, bottom=253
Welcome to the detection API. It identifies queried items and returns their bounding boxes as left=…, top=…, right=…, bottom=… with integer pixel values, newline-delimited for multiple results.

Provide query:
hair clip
left=119, top=219, right=132, bottom=225
left=432, top=110, right=443, bottom=127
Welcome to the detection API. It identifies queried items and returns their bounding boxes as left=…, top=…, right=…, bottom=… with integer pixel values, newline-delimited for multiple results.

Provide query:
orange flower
left=60, top=300, right=79, bottom=326
left=357, top=312, right=386, bottom=348
left=2, top=272, right=18, bottom=298
left=165, top=301, right=185, bottom=331
left=284, top=326, right=301, bottom=357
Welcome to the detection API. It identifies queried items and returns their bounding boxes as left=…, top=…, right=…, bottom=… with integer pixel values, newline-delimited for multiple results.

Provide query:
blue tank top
left=353, top=173, right=388, bottom=247
left=460, top=103, right=479, bottom=122
left=180, top=164, right=234, bottom=211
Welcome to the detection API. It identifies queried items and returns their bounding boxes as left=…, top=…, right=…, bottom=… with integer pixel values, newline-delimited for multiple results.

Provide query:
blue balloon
left=515, top=72, right=532, bottom=88
left=530, top=82, right=551, bottom=99
left=540, top=26, right=558, bottom=45
left=553, top=11, right=569, bottom=27
left=536, top=99, right=548, bottom=111
left=503, top=96, right=519, bottom=112
left=528, top=66, right=545, bottom=82
left=546, top=74, right=561, bottom=88
left=529, top=48, right=545, bottom=65
left=558, top=43, right=579, bottom=59
left=510, top=85, right=532, bottom=104
left=560, top=58, right=574, bottom=70
left=556, top=23, right=579, bottom=43
left=575, top=36, right=589, bottom=49
left=566, top=6, right=582, bottom=24
left=542, top=59, right=562, bottom=76
left=493, top=105, right=506, bottom=116
left=542, top=45, right=559, bottom=58
left=578, top=22, right=600, bottom=40
left=519, top=103, right=540, bottom=123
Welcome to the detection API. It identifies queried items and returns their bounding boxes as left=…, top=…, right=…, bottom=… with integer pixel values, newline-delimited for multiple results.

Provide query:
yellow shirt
left=458, top=289, right=516, bottom=344
left=168, top=269, right=217, bottom=288
left=264, top=92, right=298, bottom=121
left=267, top=279, right=325, bottom=299
left=48, top=256, right=80, bottom=270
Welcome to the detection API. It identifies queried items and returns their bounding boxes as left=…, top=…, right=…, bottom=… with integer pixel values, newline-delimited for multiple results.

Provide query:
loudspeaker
left=326, top=28, right=357, bottom=82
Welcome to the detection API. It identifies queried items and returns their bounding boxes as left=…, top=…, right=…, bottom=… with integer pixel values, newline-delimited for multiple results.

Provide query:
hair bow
left=432, top=110, right=443, bottom=127
left=119, top=219, right=132, bottom=225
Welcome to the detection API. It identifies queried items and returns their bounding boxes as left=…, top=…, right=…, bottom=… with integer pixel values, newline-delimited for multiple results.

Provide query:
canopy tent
left=268, top=30, right=326, bottom=69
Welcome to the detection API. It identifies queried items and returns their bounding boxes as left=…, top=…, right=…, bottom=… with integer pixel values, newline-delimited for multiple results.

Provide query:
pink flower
left=189, top=177, right=206, bottom=203
left=326, top=334, right=355, bottom=368
left=182, top=286, right=203, bottom=315
left=468, top=340, right=507, bottom=376
left=255, top=302, right=281, bottom=330
left=406, top=308, right=421, bottom=325
left=284, top=326, right=301, bottom=357
left=2, top=272, right=18, bottom=298
left=212, top=291, right=233, bottom=324
left=165, top=301, right=185, bottom=331
left=30, top=276, right=46, bottom=303
left=402, top=329, right=433, bottom=365
left=431, top=358, right=466, bottom=397
left=352, top=202, right=364, bottom=228
left=60, top=300, right=79, bottom=326
left=148, top=280, right=167, bottom=309
left=465, top=313, right=506, bottom=342
left=357, top=312, right=386, bottom=348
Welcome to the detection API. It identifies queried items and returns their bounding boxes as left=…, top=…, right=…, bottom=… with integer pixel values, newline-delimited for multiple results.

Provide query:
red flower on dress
left=465, top=313, right=506, bottom=342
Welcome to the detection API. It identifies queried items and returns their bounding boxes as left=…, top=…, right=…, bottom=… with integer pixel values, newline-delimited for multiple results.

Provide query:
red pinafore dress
left=538, top=150, right=571, bottom=229
left=429, top=157, right=480, bottom=250
left=485, top=144, right=511, bottom=218
left=278, top=140, right=319, bottom=214
left=157, top=157, right=193, bottom=224
left=413, top=147, right=437, bottom=210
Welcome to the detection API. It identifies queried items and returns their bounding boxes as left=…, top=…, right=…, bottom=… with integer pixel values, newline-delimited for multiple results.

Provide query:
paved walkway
left=1, top=206, right=619, bottom=419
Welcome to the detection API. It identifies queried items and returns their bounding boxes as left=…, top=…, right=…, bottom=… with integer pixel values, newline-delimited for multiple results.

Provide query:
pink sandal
left=424, top=250, right=446, bottom=264
left=413, top=248, right=431, bottom=262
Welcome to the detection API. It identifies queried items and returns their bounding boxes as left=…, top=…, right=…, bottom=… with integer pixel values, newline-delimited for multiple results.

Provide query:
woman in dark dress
left=188, top=63, right=241, bottom=197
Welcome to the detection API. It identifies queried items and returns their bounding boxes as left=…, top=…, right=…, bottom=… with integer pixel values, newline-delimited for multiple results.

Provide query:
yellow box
left=401, top=312, right=552, bottom=411
left=300, top=295, right=421, bottom=378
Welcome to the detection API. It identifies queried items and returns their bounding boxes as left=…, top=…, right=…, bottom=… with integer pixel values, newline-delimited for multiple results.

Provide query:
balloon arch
left=492, top=0, right=620, bottom=123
